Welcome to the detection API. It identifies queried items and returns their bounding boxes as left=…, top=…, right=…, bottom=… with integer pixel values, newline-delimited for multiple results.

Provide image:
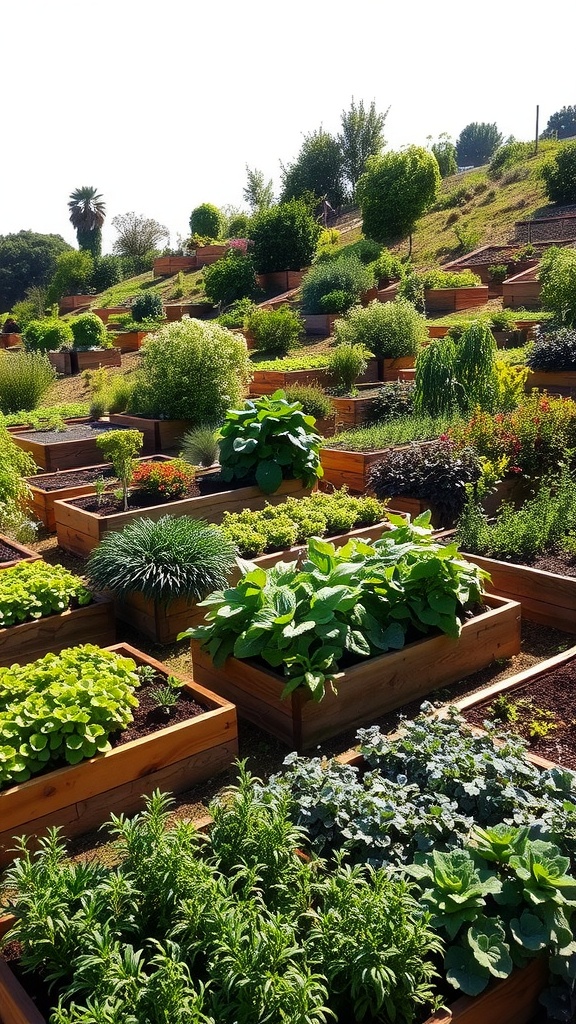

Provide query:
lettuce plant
left=0, top=561, right=92, bottom=627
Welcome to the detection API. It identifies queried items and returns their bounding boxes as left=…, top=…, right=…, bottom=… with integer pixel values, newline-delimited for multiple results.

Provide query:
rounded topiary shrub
left=244, top=305, right=303, bottom=355
left=128, top=319, right=253, bottom=423
left=300, top=257, right=374, bottom=314
left=23, top=317, right=74, bottom=353
left=334, top=298, right=427, bottom=359
left=70, top=312, right=110, bottom=349
left=250, top=200, right=321, bottom=274
left=131, top=292, right=164, bottom=323
left=189, top=203, right=224, bottom=239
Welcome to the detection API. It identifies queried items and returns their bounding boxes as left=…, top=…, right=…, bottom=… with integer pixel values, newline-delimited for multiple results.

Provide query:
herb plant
left=244, top=305, right=303, bottom=355
left=284, top=385, right=334, bottom=422
left=334, top=298, right=427, bottom=359
left=0, top=350, right=56, bottom=414
left=300, top=255, right=374, bottom=313
left=327, top=342, right=368, bottom=395
left=218, top=390, right=323, bottom=493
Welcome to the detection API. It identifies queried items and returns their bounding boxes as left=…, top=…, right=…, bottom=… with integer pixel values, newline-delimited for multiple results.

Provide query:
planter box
left=108, top=413, right=192, bottom=453
left=12, top=422, right=123, bottom=472
left=74, top=348, right=122, bottom=372
left=195, top=244, right=228, bottom=267
left=58, top=294, right=93, bottom=313
left=525, top=368, right=576, bottom=395
left=0, top=333, right=22, bottom=349
left=381, top=355, right=416, bottom=381
left=301, top=313, right=337, bottom=336
left=110, top=329, right=149, bottom=352
left=0, top=642, right=238, bottom=867
left=0, top=936, right=546, bottom=1024
left=0, top=534, right=40, bottom=569
left=376, top=282, right=400, bottom=301
left=314, top=413, right=337, bottom=437
left=164, top=302, right=213, bottom=321
left=460, top=553, right=576, bottom=633
left=153, top=255, right=197, bottom=276
left=55, top=477, right=313, bottom=558
left=250, top=358, right=379, bottom=397
left=320, top=440, right=437, bottom=493
left=502, top=268, right=541, bottom=310
left=92, top=306, right=129, bottom=324
left=191, top=594, right=521, bottom=749
left=47, top=350, right=74, bottom=374
left=0, top=594, right=115, bottom=669
left=425, top=287, right=489, bottom=313
left=24, top=455, right=171, bottom=531
left=427, top=324, right=449, bottom=338
left=256, top=270, right=305, bottom=292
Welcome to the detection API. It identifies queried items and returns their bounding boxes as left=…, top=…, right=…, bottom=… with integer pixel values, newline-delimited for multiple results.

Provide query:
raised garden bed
left=250, top=357, right=379, bottom=396
left=320, top=439, right=437, bottom=493
left=47, top=350, right=74, bottom=374
left=330, top=386, right=382, bottom=429
left=164, top=301, right=213, bottom=320
left=110, top=329, right=148, bottom=352
left=24, top=455, right=171, bottom=531
left=191, top=594, right=521, bottom=749
left=0, top=593, right=115, bottom=669
left=301, top=312, right=338, bottom=336
left=425, top=286, right=489, bottom=313
left=108, top=412, right=192, bottom=452
left=58, top=294, right=93, bottom=313
left=55, top=475, right=313, bottom=558
left=456, top=644, right=576, bottom=773
left=0, top=642, right=238, bottom=867
left=153, top=255, right=197, bottom=276
left=74, top=348, right=122, bottom=372
left=0, top=333, right=23, bottom=349
left=381, top=355, right=416, bottom=380
left=11, top=421, right=131, bottom=472
left=502, top=267, right=541, bottom=310
left=525, top=368, right=576, bottom=395
left=0, top=535, right=40, bottom=569
left=194, top=243, right=228, bottom=267
left=256, top=269, right=306, bottom=292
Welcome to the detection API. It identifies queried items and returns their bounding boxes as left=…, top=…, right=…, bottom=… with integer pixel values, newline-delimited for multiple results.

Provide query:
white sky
left=2, top=0, right=574, bottom=252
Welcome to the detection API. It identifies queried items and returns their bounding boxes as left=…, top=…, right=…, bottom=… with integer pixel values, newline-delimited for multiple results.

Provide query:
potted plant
left=0, top=642, right=237, bottom=866
left=109, top=317, right=253, bottom=451
left=185, top=520, right=520, bottom=748
left=87, top=515, right=238, bottom=643
left=0, top=560, right=115, bottom=667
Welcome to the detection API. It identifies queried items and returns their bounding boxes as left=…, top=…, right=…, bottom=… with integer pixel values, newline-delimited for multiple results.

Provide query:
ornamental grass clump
left=327, top=343, right=368, bottom=395
left=0, top=350, right=56, bottom=413
left=87, top=515, right=237, bottom=606
left=218, top=390, right=323, bottom=493
left=415, top=322, right=499, bottom=417
left=180, top=424, right=221, bottom=467
left=128, top=318, right=253, bottom=422
left=184, top=516, right=486, bottom=702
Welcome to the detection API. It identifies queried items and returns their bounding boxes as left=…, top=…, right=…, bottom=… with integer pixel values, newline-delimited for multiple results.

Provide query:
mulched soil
left=64, top=470, right=259, bottom=515
left=110, top=672, right=207, bottom=745
left=0, top=541, right=25, bottom=563
left=11, top=423, right=130, bottom=444
left=30, top=465, right=116, bottom=491
left=463, top=659, right=576, bottom=771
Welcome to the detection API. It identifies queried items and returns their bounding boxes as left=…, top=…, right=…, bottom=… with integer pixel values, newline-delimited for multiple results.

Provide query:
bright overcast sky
left=3, top=0, right=574, bottom=252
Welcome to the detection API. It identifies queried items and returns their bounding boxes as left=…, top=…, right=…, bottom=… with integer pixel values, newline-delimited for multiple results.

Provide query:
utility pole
left=535, top=105, right=539, bottom=154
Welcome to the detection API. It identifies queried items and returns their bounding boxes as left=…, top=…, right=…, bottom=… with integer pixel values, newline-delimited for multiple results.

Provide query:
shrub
left=301, top=256, right=374, bottom=314
left=328, top=343, right=368, bottom=395
left=318, top=289, right=357, bottom=313
left=189, top=202, right=223, bottom=238
left=130, top=459, right=196, bottom=500
left=180, top=425, right=221, bottom=467
left=334, top=298, right=427, bottom=359
left=488, top=141, right=533, bottom=178
left=365, top=380, right=416, bottom=424
left=339, top=238, right=383, bottom=264
left=369, top=440, right=482, bottom=524
left=219, top=390, right=323, bottom=492
left=87, top=515, right=237, bottom=605
left=128, top=319, right=253, bottom=422
left=284, top=385, right=334, bottom=421
left=69, top=312, right=110, bottom=350
left=372, top=248, right=405, bottom=285
left=0, top=426, right=37, bottom=540
left=216, top=297, right=256, bottom=329
left=541, top=140, right=576, bottom=205
left=23, top=317, right=73, bottom=353
left=539, top=246, right=576, bottom=327
left=46, top=250, right=94, bottom=303
left=244, top=305, right=303, bottom=354
left=0, top=351, right=55, bottom=413
left=415, top=323, right=498, bottom=416
left=95, top=429, right=144, bottom=510
left=250, top=199, right=321, bottom=273
left=488, top=264, right=509, bottom=284
left=203, top=250, right=257, bottom=306
left=131, top=291, right=164, bottom=323
left=527, top=326, right=576, bottom=370
left=91, top=255, right=123, bottom=291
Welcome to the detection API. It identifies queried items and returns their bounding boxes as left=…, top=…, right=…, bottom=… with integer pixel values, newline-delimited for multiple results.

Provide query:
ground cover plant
left=0, top=401, right=89, bottom=427
left=368, top=440, right=482, bottom=523
left=220, top=489, right=384, bottom=558
left=325, top=414, right=459, bottom=451
left=251, top=352, right=332, bottom=371
left=185, top=516, right=486, bottom=702
left=0, top=560, right=92, bottom=627
left=218, top=390, right=323, bottom=493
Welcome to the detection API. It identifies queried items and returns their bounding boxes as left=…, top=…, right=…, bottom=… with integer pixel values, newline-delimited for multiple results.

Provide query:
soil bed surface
left=31, top=465, right=116, bottom=491
left=64, top=470, right=268, bottom=515
left=463, top=660, right=576, bottom=771
left=13, top=423, right=130, bottom=444
left=0, top=541, right=26, bottom=563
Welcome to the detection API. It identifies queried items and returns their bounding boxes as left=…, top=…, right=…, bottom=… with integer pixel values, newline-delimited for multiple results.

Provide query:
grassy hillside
left=95, top=266, right=207, bottom=308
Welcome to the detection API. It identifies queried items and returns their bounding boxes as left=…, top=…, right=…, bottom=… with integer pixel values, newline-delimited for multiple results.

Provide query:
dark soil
left=112, top=671, right=207, bottom=745
left=30, top=465, right=116, bottom=491
left=0, top=540, right=25, bottom=563
left=12, top=423, right=130, bottom=444
left=64, top=470, right=263, bottom=515
left=527, top=551, right=576, bottom=576
left=463, top=658, right=576, bottom=771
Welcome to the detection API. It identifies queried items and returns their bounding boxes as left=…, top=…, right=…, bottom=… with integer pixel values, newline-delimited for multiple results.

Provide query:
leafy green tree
left=338, top=97, right=388, bottom=196
left=243, top=166, right=274, bottom=212
left=540, top=246, right=576, bottom=326
left=0, top=231, right=72, bottom=310
left=429, top=133, right=457, bottom=178
left=189, top=203, right=223, bottom=238
left=280, top=129, right=346, bottom=207
left=357, top=146, right=440, bottom=254
left=249, top=199, right=321, bottom=273
left=456, top=123, right=503, bottom=167
left=541, top=105, right=576, bottom=141
left=111, top=212, right=169, bottom=258
left=541, top=141, right=576, bottom=205
left=68, top=186, right=106, bottom=257
left=46, top=250, right=94, bottom=303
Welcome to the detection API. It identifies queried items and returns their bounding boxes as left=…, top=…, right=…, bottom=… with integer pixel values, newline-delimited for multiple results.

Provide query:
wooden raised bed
left=92, top=306, right=129, bottom=324
left=0, top=535, right=40, bottom=570
left=320, top=440, right=436, bottom=493
left=251, top=358, right=379, bottom=397
left=256, top=269, right=306, bottom=292
left=58, top=294, right=93, bottom=313
left=153, top=255, right=197, bottom=276
left=525, top=368, right=576, bottom=395
left=502, top=268, right=541, bottom=310
left=0, top=642, right=238, bottom=868
left=164, top=302, right=213, bottom=321
left=381, top=355, right=416, bottom=380
left=11, top=422, right=126, bottom=472
left=108, top=412, right=192, bottom=453
left=0, top=333, right=23, bottom=349
left=110, top=329, right=149, bottom=352
left=54, top=477, right=313, bottom=558
left=24, top=455, right=171, bottom=531
left=459, top=553, right=576, bottom=633
left=301, top=313, right=337, bottom=336
left=195, top=244, right=228, bottom=267
left=0, top=594, right=115, bottom=669
left=191, top=594, right=521, bottom=749
left=47, top=350, right=74, bottom=374
left=74, top=348, right=122, bottom=372
left=425, top=286, right=489, bottom=313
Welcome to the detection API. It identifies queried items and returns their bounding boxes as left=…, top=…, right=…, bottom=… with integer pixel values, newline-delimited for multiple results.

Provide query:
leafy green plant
left=244, top=305, right=303, bottom=355
left=95, top=429, right=144, bottom=511
left=131, top=291, right=164, bottom=323
left=334, top=298, right=427, bottom=359
left=251, top=352, right=330, bottom=372
left=218, top=390, right=323, bottom=493
left=180, top=425, right=221, bottom=467
left=284, top=385, right=334, bottom=422
left=87, top=515, right=237, bottom=606
left=22, top=316, right=74, bottom=353
left=372, top=248, right=405, bottom=285
left=128, top=318, right=253, bottom=422
left=0, top=560, right=92, bottom=628
left=328, top=343, right=368, bottom=395
left=368, top=440, right=482, bottom=524
left=69, top=312, right=110, bottom=350
left=203, top=251, right=257, bottom=306
left=184, top=519, right=486, bottom=701
left=317, top=289, right=356, bottom=314
left=0, top=350, right=56, bottom=414
left=216, top=297, right=256, bottom=329
left=0, top=644, right=139, bottom=786
left=301, top=256, right=374, bottom=314
left=250, top=199, right=321, bottom=273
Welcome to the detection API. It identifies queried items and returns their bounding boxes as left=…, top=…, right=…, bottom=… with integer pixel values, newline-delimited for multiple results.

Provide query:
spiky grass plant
left=86, top=515, right=236, bottom=605
left=180, top=425, right=220, bottom=467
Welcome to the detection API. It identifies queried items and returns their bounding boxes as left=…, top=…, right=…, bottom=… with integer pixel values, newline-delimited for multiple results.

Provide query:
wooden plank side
left=0, top=958, right=46, bottom=1024
left=0, top=598, right=115, bottom=668
left=464, top=553, right=576, bottom=632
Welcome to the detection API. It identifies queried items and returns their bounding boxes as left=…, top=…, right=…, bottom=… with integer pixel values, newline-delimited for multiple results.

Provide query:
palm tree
left=68, top=186, right=106, bottom=257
